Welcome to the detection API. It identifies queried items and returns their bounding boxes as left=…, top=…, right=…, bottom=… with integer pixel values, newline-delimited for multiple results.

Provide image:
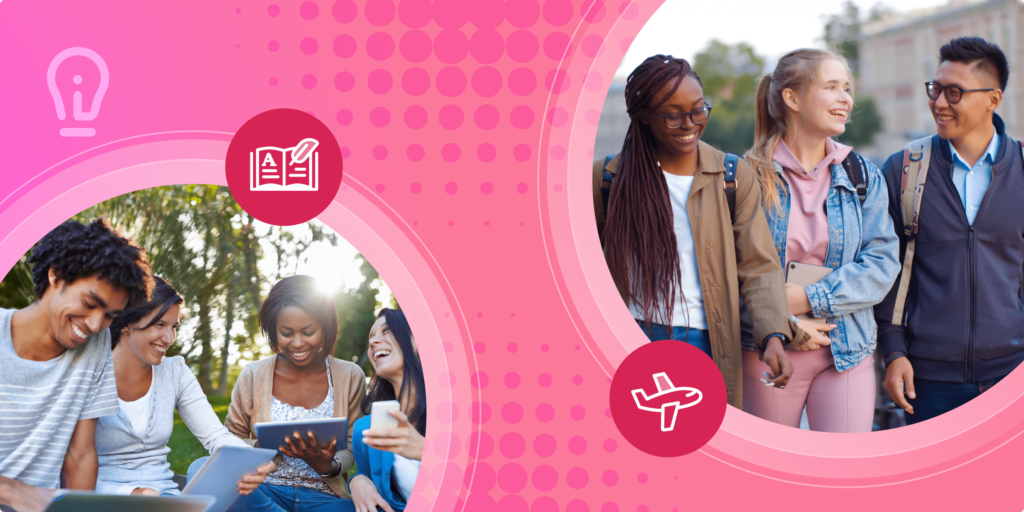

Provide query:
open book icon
left=250, top=138, right=320, bottom=191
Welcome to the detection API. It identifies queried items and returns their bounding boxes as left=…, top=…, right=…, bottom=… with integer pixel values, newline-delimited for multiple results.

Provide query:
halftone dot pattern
left=299, top=1, right=319, bottom=20
left=535, top=403, right=554, bottom=423
left=267, top=4, right=280, bottom=17
left=407, top=143, right=425, bottom=161
left=471, top=401, right=491, bottom=424
left=445, top=181, right=459, bottom=194
left=568, top=435, right=587, bottom=455
left=300, top=37, right=318, bottom=55
left=269, top=77, right=279, bottom=86
left=472, top=67, right=503, bottom=97
left=369, top=106, right=390, bottom=127
left=545, top=69, right=571, bottom=93
left=567, top=500, right=590, bottom=512
left=637, top=473, right=648, bottom=483
left=367, top=69, right=393, bottom=93
left=466, top=462, right=496, bottom=492
left=365, top=32, right=395, bottom=60
left=398, top=0, right=431, bottom=27
left=332, top=0, right=357, bottom=22
left=542, top=0, right=573, bottom=25
left=566, top=467, right=589, bottom=489
left=404, top=105, right=428, bottom=128
left=503, top=372, right=521, bottom=388
left=479, top=180, right=495, bottom=193
left=543, top=32, right=572, bottom=60
left=372, top=145, right=387, bottom=160
left=497, top=463, right=528, bottom=493
left=399, top=30, right=432, bottom=62
left=547, top=107, right=568, bottom=127
left=513, top=144, right=531, bottom=162
left=499, top=432, right=526, bottom=458
left=333, top=34, right=356, bottom=57
left=508, top=68, right=538, bottom=96
left=570, top=405, right=585, bottom=420
left=507, top=31, right=539, bottom=63
left=442, top=143, right=461, bottom=162
left=581, top=34, right=605, bottom=57
left=474, top=105, right=500, bottom=130
left=603, top=438, right=617, bottom=452
left=364, top=0, right=396, bottom=25
left=470, top=30, right=504, bottom=64
left=268, top=40, right=280, bottom=52
left=436, top=401, right=459, bottom=424
left=334, top=71, right=354, bottom=91
left=471, top=371, right=489, bottom=388
left=434, top=29, right=469, bottom=64
left=468, top=431, right=494, bottom=459
left=501, top=402, right=524, bottom=424
left=510, top=106, right=534, bottom=129
left=531, top=465, right=559, bottom=491
left=436, top=66, right=467, bottom=96
left=301, top=74, right=317, bottom=89
left=401, top=67, right=430, bottom=95
left=602, top=470, right=618, bottom=486
left=439, top=105, right=464, bottom=130
left=533, top=434, right=556, bottom=457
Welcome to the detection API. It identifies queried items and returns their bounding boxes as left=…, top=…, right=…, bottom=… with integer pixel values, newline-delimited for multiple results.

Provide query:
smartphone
left=370, top=400, right=401, bottom=429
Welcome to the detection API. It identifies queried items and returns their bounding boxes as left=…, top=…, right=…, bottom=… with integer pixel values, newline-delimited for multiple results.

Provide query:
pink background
left=3, top=0, right=1024, bottom=509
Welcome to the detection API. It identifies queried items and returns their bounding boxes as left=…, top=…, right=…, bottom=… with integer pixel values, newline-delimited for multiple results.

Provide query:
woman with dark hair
left=348, top=308, right=425, bottom=512
left=94, top=277, right=275, bottom=496
left=226, top=275, right=365, bottom=511
left=594, top=55, right=812, bottom=408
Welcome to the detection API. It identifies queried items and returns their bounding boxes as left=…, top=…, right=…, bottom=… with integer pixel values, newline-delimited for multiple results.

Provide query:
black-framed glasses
left=656, top=101, right=712, bottom=129
left=925, top=81, right=995, bottom=104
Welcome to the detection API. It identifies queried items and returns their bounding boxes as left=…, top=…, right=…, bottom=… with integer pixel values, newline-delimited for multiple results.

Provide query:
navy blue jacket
left=874, top=115, right=1024, bottom=382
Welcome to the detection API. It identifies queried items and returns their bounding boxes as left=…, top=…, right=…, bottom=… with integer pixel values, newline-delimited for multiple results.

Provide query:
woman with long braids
left=741, top=49, right=898, bottom=432
left=595, top=55, right=812, bottom=408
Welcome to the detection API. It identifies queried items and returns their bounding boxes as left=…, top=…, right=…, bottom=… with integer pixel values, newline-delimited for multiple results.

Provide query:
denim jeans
left=904, top=375, right=1006, bottom=425
left=186, top=456, right=355, bottom=512
left=636, top=320, right=713, bottom=359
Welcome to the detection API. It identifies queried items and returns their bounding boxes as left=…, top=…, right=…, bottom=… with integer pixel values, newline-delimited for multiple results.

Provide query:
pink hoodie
left=773, top=138, right=852, bottom=268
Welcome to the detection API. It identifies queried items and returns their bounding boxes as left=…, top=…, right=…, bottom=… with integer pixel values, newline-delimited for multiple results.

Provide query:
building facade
left=859, top=0, right=1023, bottom=161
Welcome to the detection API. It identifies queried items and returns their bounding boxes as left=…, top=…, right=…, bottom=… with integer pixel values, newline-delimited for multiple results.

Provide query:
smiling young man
left=0, top=219, right=152, bottom=511
left=875, top=37, right=1024, bottom=425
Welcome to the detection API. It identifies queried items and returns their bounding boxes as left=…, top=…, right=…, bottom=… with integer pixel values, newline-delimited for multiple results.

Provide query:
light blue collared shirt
left=948, top=131, right=999, bottom=225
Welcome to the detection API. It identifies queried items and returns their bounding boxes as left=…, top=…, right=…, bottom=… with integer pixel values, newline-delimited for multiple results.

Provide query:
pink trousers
left=742, top=348, right=875, bottom=433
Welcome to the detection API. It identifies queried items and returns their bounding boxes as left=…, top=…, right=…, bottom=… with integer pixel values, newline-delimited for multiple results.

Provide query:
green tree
left=824, top=0, right=885, bottom=148
left=693, top=40, right=764, bottom=154
left=335, top=255, right=385, bottom=374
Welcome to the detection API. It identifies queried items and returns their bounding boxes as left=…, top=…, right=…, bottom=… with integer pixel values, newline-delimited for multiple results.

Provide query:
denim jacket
left=741, top=157, right=900, bottom=371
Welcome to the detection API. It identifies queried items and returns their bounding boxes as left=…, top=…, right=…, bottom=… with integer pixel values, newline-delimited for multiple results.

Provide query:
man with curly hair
left=0, top=219, right=153, bottom=512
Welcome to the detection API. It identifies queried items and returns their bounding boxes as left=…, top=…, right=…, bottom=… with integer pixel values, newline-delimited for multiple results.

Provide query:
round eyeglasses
left=925, top=81, right=995, bottom=104
left=655, top=101, right=712, bottom=129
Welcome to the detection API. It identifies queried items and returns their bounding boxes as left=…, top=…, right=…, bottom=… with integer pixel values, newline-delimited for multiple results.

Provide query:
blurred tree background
left=0, top=185, right=396, bottom=394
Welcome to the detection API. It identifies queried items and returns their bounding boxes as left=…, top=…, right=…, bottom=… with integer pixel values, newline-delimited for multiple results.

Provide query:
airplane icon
left=631, top=372, right=703, bottom=432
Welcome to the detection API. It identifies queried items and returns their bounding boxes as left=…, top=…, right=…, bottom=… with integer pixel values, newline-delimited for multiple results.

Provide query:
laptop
left=43, top=491, right=215, bottom=512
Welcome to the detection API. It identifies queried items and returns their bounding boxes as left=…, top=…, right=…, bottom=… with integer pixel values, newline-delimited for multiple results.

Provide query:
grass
left=167, top=395, right=233, bottom=475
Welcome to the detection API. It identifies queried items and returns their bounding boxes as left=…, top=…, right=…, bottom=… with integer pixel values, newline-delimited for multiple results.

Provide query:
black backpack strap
left=724, top=153, right=738, bottom=223
left=843, top=151, right=867, bottom=205
left=600, top=154, right=615, bottom=215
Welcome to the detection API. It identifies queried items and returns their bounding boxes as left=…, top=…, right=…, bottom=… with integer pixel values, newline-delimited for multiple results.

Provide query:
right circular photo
left=595, top=0, right=1024, bottom=434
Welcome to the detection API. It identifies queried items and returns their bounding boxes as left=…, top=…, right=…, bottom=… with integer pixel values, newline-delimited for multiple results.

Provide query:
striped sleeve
left=79, top=334, right=120, bottom=420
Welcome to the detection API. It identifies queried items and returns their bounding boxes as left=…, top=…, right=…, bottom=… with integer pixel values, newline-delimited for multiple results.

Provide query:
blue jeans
left=227, top=483, right=355, bottom=512
left=904, top=375, right=1006, bottom=425
left=187, top=457, right=355, bottom=512
left=636, top=320, right=713, bottom=359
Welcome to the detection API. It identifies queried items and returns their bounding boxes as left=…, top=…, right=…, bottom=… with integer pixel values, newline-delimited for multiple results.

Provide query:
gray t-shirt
left=0, top=307, right=120, bottom=488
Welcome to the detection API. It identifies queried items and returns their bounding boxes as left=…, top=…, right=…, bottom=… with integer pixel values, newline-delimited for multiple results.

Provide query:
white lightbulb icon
left=47, top=47, right=109, bottom=137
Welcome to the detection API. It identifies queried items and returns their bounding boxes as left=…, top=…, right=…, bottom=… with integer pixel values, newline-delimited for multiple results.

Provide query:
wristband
left=883, top=351, right=908, bottom=366
left=319, top=459, right=342, bottom=478
left=762, top=333, right=788, bottom=352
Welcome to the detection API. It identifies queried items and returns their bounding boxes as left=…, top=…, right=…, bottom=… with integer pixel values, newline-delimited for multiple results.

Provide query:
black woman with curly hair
left=594, top=55, right=813, bottom=408
left=0, top=219, right=153, bottom=512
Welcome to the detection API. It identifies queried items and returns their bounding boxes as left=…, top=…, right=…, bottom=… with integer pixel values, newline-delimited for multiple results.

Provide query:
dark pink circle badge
left=225, top=109, right=343, bottom=226
left=609, top=341, right=727, bottom=457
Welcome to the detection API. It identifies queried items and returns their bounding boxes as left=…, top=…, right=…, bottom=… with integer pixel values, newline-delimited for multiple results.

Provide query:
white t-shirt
left=391, top=454, right=421, bottom=501
left=629, top=172, right=708, bottom=329
left=118, top=378, right=153, bottom=438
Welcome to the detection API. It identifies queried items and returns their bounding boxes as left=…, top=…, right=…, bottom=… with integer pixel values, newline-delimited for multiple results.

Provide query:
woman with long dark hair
left=225, top=275, right=366, bottom=511
left=94, top=277, right=275, bottom=496
left=741, top=49, right=898, bottom=432
left=348, top=308, right=425, bottom=512
left=595, top=55, right=814, bottom=408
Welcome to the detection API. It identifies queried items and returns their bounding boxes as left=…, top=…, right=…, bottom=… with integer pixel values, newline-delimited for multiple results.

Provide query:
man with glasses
left=874, top=37, right=1024, bottom=424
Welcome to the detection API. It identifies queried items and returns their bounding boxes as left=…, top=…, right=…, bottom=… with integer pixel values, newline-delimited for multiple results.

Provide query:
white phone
left=370, top=400, right=401, bottom=429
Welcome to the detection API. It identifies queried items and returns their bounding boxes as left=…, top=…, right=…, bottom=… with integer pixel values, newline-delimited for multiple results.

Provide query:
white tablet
left=44, top=492, right=215, bottom=512
left=254, top=417, right=348, bottom=452
left=181, top=445, right=278, bottom=512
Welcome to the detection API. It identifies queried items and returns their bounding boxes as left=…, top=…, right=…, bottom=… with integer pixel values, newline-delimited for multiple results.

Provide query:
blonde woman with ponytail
left=741, top=49, right=899, bottom=432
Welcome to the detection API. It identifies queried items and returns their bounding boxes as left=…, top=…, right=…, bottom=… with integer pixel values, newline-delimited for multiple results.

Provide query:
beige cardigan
left=225, top=355, right=367, bottom=499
